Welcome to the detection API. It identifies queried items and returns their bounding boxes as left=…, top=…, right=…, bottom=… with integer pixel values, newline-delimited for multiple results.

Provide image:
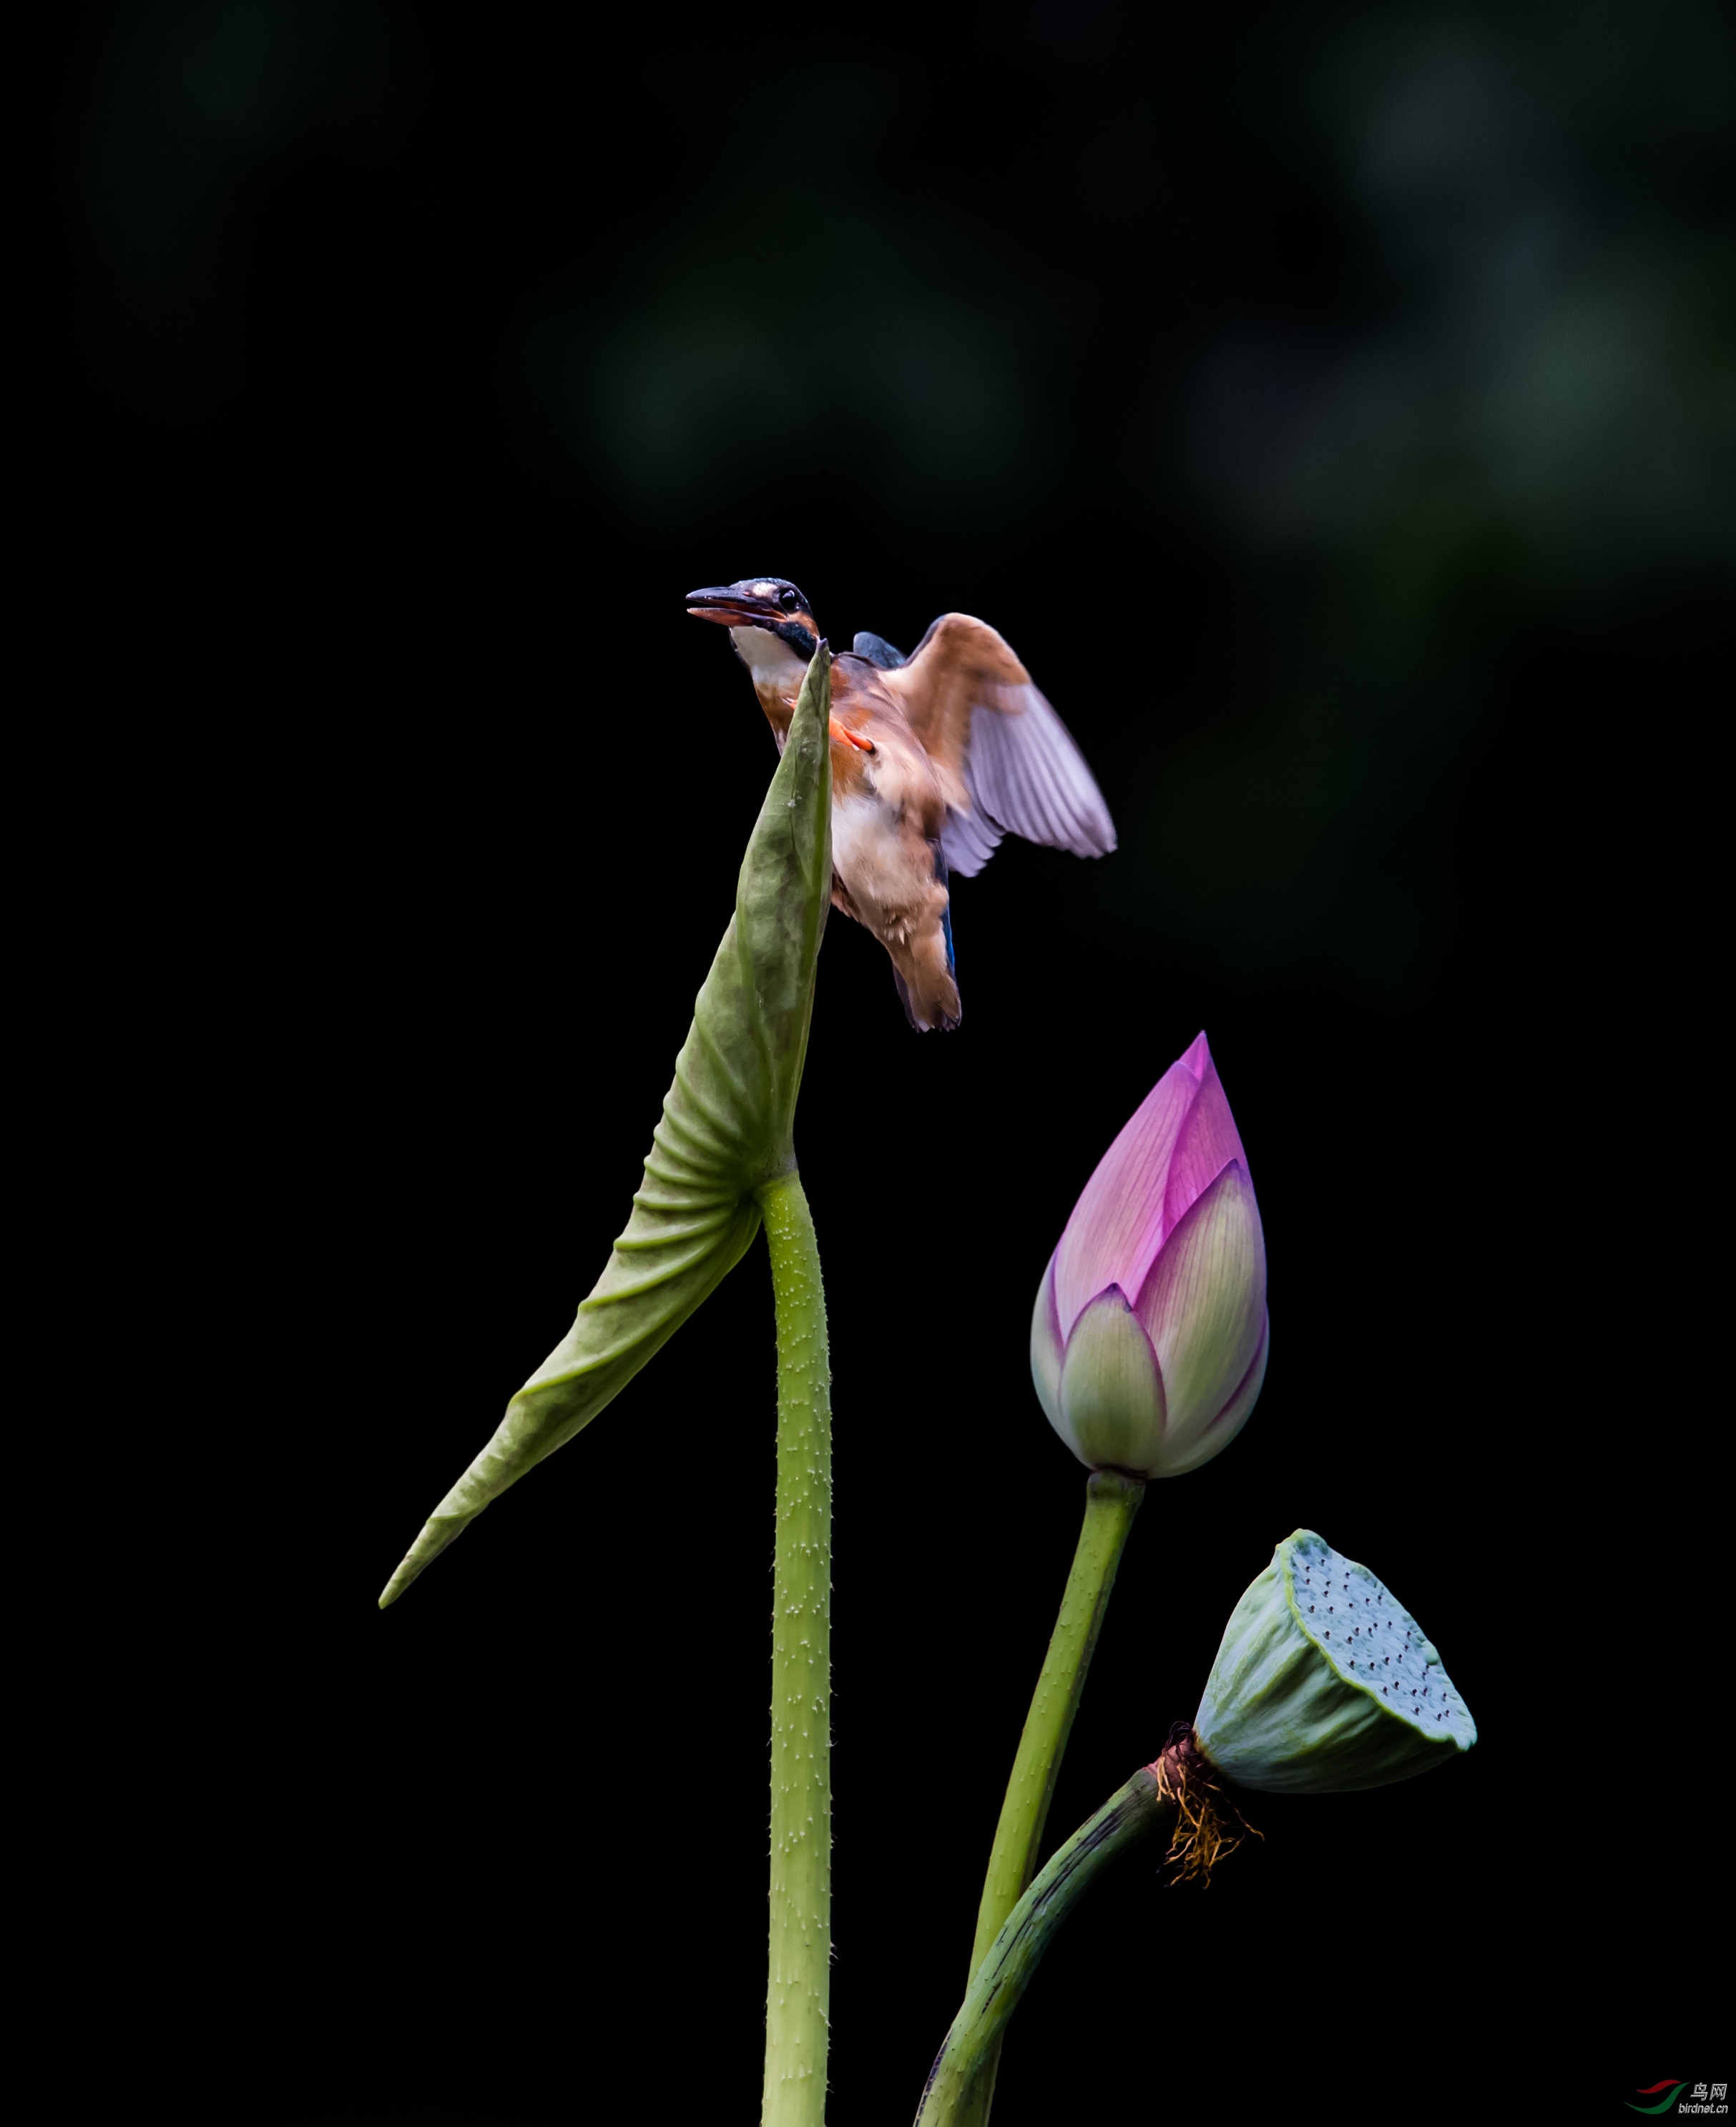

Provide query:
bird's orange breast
left=830, top=733, right=874, bottom=800
left=751, top=658, right=946, bottom=826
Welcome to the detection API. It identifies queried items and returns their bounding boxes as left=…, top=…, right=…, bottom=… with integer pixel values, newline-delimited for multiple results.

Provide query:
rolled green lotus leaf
left=1192, top=1528, right=1476, bottom=1792
left=378, top=647, right=833, bottom=1608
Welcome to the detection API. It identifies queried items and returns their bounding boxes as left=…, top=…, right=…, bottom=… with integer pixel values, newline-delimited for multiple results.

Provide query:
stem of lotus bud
left=955, top=1468, right=1144, bottom=2127
left=756, top=1171, right=833, bottom=2127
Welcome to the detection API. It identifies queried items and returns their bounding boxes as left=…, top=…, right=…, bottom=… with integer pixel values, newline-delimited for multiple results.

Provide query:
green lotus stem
left=917, top=1768, right=1173, bottom=2125
left=757, top=1169, right=833, bottom=2127
left=955, top=1469, right=1144, bottom=2126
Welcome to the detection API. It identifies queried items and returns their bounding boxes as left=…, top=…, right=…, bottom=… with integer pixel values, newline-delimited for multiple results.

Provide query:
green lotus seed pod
left=1192, top=1529, right=1476, bottom=1793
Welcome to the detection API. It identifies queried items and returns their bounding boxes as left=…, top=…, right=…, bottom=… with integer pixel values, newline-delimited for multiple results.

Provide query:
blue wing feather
left=852, top=630, right=907, bottom=670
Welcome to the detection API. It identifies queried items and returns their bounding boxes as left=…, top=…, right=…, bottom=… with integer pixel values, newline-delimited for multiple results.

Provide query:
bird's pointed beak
left=686, top=586, right=781, bottom=626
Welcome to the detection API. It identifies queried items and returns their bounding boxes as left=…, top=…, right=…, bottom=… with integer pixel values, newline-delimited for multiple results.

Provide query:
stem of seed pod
left=954, top=1468, right=1144, bottom=2127
left=916, top=1768, right=1175, bottom=2126
left=757, top=1171, right=833, bottom=2127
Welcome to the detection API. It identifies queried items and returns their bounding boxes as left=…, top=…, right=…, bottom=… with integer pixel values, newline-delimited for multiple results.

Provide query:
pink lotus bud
left=1031, top=1033, right=1268, bottom=1478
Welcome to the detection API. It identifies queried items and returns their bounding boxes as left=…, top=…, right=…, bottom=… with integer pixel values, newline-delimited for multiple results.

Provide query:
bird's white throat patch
left=730, top=624, right=809, bottom=690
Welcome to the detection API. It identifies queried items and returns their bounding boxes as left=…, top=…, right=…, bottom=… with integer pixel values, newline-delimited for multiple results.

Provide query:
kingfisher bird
left=686, top=576, right=1116, bottom=1031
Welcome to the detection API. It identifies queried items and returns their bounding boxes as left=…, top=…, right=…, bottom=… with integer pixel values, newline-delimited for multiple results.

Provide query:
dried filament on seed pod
left=1150, top=1722, right=1261, bottom=1888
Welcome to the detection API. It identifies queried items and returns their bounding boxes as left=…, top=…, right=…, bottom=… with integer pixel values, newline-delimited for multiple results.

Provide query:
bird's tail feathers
left=891, top=918, right=961, bottom=1033
left=931, top=840, right=955, bottom=979
left=891, top=966, right=961, bottom=1033
left=889, top=849, right=960, bottom=1031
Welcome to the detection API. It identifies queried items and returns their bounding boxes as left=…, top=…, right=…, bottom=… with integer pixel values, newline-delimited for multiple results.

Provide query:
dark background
left=25, top=2, right=1730, bottom=2121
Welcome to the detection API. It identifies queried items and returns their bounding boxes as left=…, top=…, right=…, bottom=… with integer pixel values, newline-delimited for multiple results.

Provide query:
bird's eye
left=778, top=587, right=800, bottom=611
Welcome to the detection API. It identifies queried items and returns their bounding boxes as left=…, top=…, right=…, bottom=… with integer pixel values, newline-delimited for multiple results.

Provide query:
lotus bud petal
left=1193, top=1530, right=1477, bottom=1792
left=1034, top=1033, right=1268, bottom=1478
left=1134, top=1159, right=1265, bottom=1472
left=1054, top=1286, right=1166, bottom=1473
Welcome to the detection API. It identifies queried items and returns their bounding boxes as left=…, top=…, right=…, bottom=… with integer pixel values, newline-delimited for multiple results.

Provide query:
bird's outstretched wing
left=878, top=613, right=1116, bottom=878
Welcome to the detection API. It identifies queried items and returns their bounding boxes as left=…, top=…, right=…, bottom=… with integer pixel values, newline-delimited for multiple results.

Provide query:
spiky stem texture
left=757, top=1171, right=833, bottom=2127
left=955, top=1469, right=1144, bottom=2126
left=916, top=1767, right=1175, bottom=2125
